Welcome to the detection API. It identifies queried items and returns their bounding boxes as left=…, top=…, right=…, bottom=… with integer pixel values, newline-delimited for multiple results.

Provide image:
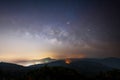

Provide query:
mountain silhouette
left=0, top=62, right=24, bottom=71
left=1, top=57, right=120, bottom=74
left=29, top=58, right=113, bottom=74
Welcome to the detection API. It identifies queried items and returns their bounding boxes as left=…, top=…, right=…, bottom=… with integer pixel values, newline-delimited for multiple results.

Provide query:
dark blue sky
left=0, top=0, right=120, bottom=62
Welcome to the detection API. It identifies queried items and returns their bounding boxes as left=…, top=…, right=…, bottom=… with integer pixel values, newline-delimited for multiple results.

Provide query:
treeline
left=0, top=66, right=120, bottom=80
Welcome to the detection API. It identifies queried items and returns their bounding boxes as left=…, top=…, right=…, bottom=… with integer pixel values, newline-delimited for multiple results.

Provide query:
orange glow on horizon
left=0, top=52, right=55, bottom=62
left=0, top=51, right=86, bottom=64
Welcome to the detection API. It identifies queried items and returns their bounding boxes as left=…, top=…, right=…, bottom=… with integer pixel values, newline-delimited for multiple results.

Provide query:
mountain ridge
left=0, top=57, right=120, bottom=74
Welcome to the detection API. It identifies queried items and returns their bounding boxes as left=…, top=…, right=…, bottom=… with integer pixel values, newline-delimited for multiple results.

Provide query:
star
left=87, top=28, right=91, bottom=32
left=66, top=21, right=70, bottom=25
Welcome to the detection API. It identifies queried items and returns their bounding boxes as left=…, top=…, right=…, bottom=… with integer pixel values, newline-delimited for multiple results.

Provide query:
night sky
left=0, top=0, right=120, bottom=62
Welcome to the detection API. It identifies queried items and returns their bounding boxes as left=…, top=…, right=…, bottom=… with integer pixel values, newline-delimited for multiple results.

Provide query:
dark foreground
left=0, top=66, right=120, bottom=80
left=1, top=58, right=120, bottom=80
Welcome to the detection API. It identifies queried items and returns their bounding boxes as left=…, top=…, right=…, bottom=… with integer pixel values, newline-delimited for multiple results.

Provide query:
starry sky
left=0, top=0, right=120, bottom=62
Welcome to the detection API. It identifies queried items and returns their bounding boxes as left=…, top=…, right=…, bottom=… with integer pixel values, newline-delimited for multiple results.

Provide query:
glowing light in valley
left=65, top=58, right=71, bottom=64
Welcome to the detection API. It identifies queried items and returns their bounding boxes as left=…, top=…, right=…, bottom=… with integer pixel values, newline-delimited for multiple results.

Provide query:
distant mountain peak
left=41, top=57, right=54, bottom=60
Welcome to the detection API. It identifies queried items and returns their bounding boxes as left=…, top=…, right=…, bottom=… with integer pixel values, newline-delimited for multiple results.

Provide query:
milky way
left=0, top=0, right=120, bottom=62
